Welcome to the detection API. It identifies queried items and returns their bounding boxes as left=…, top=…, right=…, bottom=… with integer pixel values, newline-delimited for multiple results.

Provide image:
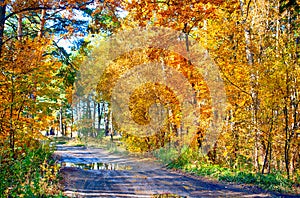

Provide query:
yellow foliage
left=0, top=38, right=62, bottom=151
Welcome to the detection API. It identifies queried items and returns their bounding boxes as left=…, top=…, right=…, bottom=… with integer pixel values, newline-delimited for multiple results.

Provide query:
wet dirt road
left=54, top=145, right=294, bottom=198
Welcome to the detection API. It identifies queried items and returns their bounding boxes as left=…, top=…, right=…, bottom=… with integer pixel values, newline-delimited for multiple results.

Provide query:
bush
left=167, top=147, right=295, bottom=193
left=153, top=147, right=179, bottom=165
left=167, top=146, right=200, bottom=169
left=0, top=142, right=63, bottom=197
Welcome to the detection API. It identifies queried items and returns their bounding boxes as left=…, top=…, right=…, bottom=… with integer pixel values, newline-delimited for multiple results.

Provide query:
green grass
left=77, top=135, right=129, bottom=155
left=164, top=148, right=296, bottom=194
left=0, top=141, right=64, bottom=197
left=153, top=147, right=182, bottom=165
left=56, top=141, right=68, bottom=145
left=51, top=136, right=71, bottom=145
left=219, top=171, right=292, bottom=192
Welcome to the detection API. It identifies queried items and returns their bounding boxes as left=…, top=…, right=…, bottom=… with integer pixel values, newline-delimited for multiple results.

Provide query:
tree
left=116, top=0, right=300, bottom=179
left=0, top=0, right=122, bottom=155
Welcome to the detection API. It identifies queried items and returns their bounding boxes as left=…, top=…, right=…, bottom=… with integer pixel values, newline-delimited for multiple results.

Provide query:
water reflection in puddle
left=61, top=162, right=132, bottom=171
left=152, top=194, right=187, bottom=198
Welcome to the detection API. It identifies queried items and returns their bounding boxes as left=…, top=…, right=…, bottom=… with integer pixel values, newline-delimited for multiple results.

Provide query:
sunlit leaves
left=0, top=37, right=62, bottom=150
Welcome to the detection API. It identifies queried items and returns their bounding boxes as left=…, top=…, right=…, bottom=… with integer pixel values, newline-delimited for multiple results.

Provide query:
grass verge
left=0, top=140, right=64, bottom=197
left=165, top=148, right=299, bottom=194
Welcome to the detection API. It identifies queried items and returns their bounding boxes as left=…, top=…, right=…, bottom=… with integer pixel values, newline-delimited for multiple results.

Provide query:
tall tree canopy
left=0, top=0, right=299, bottom=187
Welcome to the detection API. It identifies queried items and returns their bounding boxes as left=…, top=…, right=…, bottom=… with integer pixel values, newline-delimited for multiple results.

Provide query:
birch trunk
left=239, top=0, right=260, bottom=171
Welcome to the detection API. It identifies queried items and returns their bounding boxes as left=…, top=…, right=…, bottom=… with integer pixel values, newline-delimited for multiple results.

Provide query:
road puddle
left=61, top=162, right=132, bottom=171
left=152, top=194, right=187, bottom=198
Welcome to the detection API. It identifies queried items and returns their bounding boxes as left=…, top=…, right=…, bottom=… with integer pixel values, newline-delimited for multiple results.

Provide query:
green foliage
left=167, top=148, right=295, bottom=193
left=167, top=147, right=205, bottom=168
left=153, top=147, right=180, bottom=165
left=106, top=141, right=118, bottom=153
left=0, top=142, right=63, bottom=197
left=96, top=129, right=106, bottom=139
left=219, top=171, right=292, bottom=192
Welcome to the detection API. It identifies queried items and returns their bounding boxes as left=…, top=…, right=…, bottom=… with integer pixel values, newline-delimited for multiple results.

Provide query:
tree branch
left=5, top=0, right=95, bottom=20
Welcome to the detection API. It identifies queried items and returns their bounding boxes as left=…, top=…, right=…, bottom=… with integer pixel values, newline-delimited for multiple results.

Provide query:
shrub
left=167, top=147, right=295, bottom=193
left=0, top=142, right=63, bottom=197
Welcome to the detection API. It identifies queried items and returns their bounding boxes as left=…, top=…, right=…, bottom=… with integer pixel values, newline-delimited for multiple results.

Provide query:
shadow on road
left=54, top=145, right=297, bottom=198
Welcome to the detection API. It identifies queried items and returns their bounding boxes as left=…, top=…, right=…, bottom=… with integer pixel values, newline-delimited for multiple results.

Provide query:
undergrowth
left=159, top=147, right=298, bottom=194
left=0, top=141, right=64, bottom=197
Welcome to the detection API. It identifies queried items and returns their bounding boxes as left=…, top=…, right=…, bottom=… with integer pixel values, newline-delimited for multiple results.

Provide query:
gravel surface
left=54, top=145, right=299, bottom=198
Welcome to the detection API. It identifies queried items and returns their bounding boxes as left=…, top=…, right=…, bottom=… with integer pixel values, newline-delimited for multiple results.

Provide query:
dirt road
left=54, top=145, right=297, bottom=198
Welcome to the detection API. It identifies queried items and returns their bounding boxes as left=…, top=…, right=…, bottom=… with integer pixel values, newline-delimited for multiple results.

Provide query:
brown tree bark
left=17, top=14, right=22, bottom=40
left=0, top=0, right=6, bottom=56
left=239, top=0, right=260, bottom=172
left=38, top=9, right=46, bottom=38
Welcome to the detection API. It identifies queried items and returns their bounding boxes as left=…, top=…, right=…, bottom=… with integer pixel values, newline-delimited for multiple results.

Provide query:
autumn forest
left=0, top=0, right=299, bottom=196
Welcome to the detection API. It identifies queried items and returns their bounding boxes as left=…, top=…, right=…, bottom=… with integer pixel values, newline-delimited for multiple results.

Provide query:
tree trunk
left=38, top=9, right=46, bottom=38
left=0, top=0, right=6, bottom=56
left=262, top=140, right=270, bottom=174
left=284, top=104, right=290, bottom=179
left=98, top=103, right=101, bottom=132
left=86, top=96, right=92, bottom=136
left=283, top=66, right=292, bottom=179
left=239, top=0, right=259, bottom=171
left=71, top=107, right=73, bottom=138
left=105, top=111, right=109, bottom=136
left=268, top=139, right=272, bottom=174
left=17, top=14, right=22, bottom=40
left=59, top=106, right=63, bottom=136
left=262, top=110, right=274, bottom=174
left=9, top=74, right=15, bottom=156
left=109, top=109, right=113, bottom=137
left=64, top=124, right=67, bottom=136
left=93, top=101, right=96, bottom=137
left=98, top=102, right=105, bottom=136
